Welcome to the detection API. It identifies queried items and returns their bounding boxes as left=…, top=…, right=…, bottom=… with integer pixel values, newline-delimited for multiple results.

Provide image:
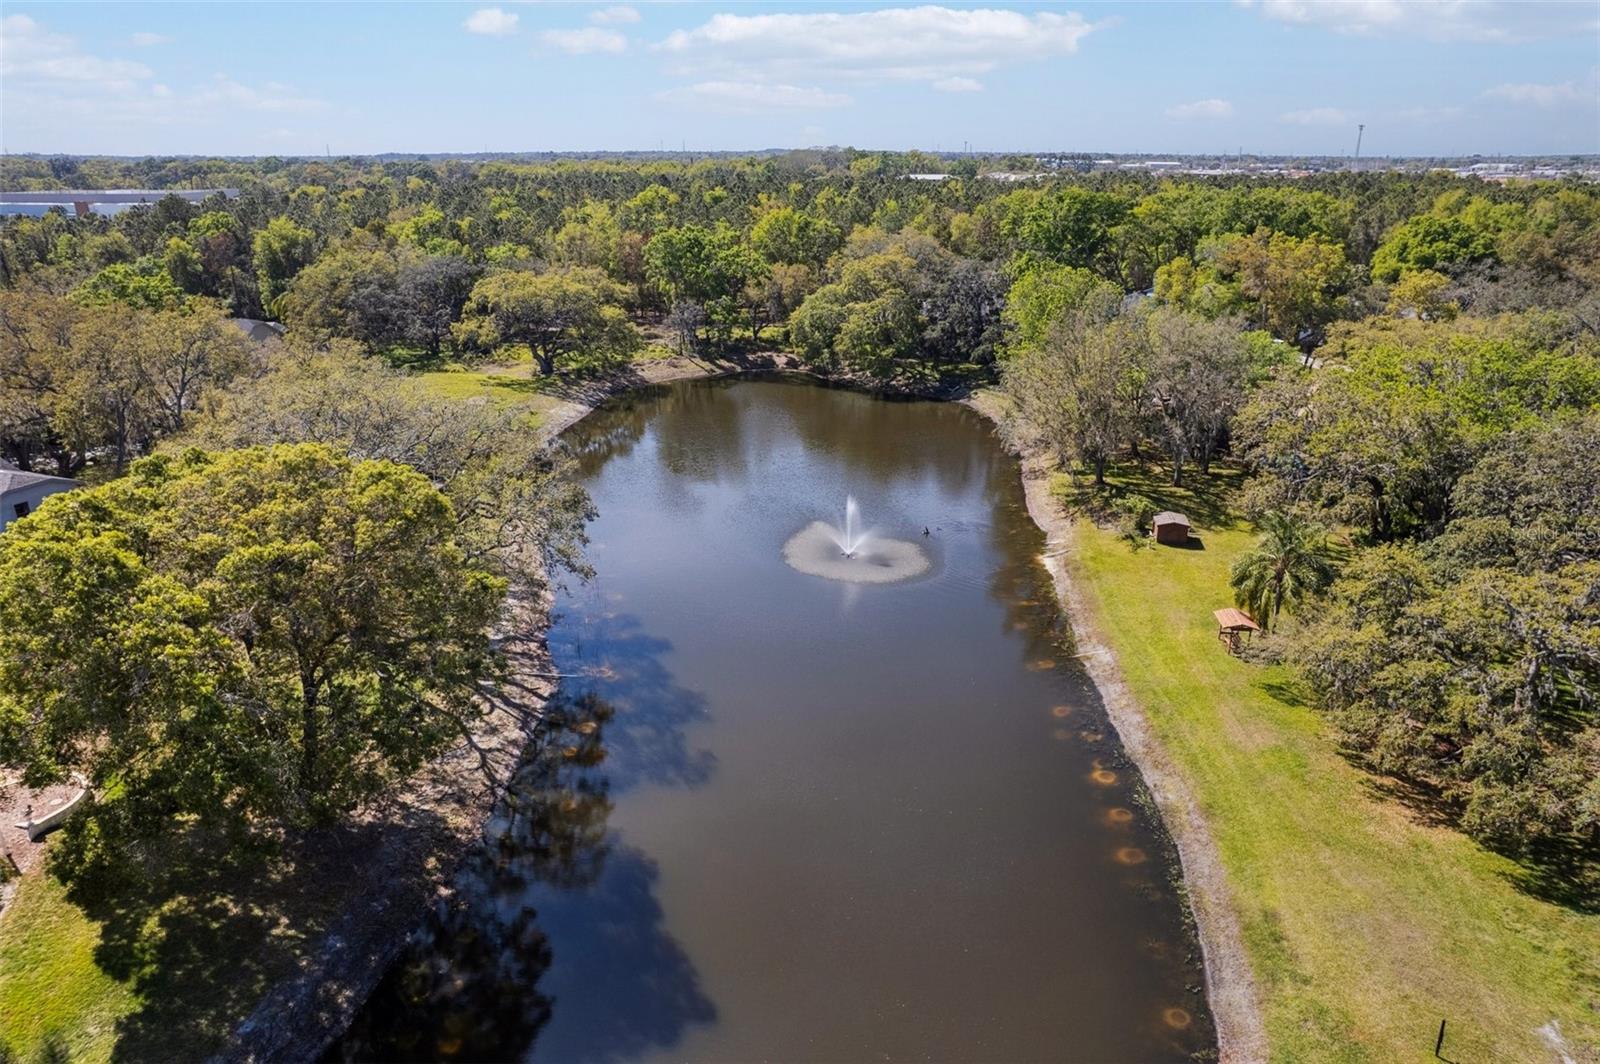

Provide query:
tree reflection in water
left=330, top=692, right=615, bottom=1062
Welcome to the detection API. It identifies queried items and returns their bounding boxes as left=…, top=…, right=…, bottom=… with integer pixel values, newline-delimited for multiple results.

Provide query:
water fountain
left=834, top=495, right=867, bottom=557
left=783, top=495, right=930, bottom=584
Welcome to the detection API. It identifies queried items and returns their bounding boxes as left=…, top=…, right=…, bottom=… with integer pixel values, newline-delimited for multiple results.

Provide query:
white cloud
left=1238, top=0, right=1586, bottom=43
left=591, top=6, right=641, bottom=25
left=1483, top=81, right=1591, bottom=106
left=540, top=27, right=628, bottom=54
left=933, top=76, right=983, bottom=93
left=1, top=15, right=152, bottom=91
left=1166, top=98, right=1233, bottom=119
left=129, top=32, right=171, bottom=47
left=1390, top=104, right=1464, bottom=122
left=1280, top=106, right=1351, bottom=125
left=195, top=75, right=323, bottom=114
left=464, top=7, right=519, bottom=37
left=657, top=7, right=1097, bottom=86
left=0, top=15, right=323, bottom=132
left=656, top=80, right=851, bottom=114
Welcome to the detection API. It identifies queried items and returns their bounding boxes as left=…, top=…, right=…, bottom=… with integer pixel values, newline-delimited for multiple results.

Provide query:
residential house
left=0, top=469, right=79, bottom=531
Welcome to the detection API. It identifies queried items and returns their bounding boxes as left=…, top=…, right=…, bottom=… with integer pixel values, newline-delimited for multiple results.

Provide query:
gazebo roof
left=1213, top=607, right=1261, bottom=632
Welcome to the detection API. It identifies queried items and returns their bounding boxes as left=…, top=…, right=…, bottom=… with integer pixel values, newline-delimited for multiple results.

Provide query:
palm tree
left=1229, top=511, right=1336, bottom=630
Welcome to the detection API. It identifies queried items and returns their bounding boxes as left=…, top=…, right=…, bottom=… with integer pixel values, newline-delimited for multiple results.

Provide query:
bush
left=1111, top=492, right=1158, bottom=549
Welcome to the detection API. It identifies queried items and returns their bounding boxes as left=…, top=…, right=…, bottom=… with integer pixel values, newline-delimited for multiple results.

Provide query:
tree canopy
left=0, top=444, right=505, bottom=842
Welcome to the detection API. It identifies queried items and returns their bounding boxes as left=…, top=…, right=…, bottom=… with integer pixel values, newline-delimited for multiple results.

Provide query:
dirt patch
left=964, top=392, right=1266, bottom=1063
left=0, top=773, right=85, bottom=915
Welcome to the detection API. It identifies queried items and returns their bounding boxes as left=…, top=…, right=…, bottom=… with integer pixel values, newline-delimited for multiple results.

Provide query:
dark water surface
left=336, top=378, right=1214, bottom=1063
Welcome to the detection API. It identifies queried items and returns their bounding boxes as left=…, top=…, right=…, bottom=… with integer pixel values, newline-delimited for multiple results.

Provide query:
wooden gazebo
left=1213, top=608, right=1261, bottom=653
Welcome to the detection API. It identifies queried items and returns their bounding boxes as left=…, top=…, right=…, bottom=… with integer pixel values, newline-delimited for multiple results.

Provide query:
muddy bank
left=534, top=352, right=803, bottom=443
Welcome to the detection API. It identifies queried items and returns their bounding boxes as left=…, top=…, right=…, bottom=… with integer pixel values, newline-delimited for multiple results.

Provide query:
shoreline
left=212, top=355, right=1261, bottom=1061
left=962, top=391, right=1266, bottom=1064
left=538, top=359, right=1264, bottom=1061
left=212, top=588, right=557, bottom=1062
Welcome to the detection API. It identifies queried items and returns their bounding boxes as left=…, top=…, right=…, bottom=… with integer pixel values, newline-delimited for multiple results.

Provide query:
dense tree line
left=3, top=151, right=1599, bottom=880
left=5, top=152, right=1597, bottom=381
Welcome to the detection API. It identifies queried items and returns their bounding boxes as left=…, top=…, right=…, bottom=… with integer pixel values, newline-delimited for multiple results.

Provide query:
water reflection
left=332, top=693, right=617, bottom=1062
left=550, top=611, right=715, bottom=792
left=339, top=379, right=1216, bottom=1062
left=336, top=686, right=720, bottom=1062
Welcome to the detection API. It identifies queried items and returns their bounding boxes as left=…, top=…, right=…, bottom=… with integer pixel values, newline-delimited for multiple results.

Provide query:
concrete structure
left=1152, top=511, right=1191, bottom=545
left=14, top=775, right=91, bottom=842
left=0, top=469, right=78, bottom=531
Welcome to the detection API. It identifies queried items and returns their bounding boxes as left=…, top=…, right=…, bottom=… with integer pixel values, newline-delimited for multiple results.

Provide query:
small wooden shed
left=1152, top=511, right=1191, bottom=545
left=1213, top=608, right=1261, bottom=653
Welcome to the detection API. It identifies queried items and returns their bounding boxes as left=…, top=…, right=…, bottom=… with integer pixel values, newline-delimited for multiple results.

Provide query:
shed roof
left=0, top=469, right=78, bottom=495
left=1153, top=511, right=1190, bottom=526
left=1213, top=608, right=1261, bottom=632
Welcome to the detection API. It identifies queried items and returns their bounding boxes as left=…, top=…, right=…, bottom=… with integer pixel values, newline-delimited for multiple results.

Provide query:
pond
left=335, top=377, right=1215, bottom=1062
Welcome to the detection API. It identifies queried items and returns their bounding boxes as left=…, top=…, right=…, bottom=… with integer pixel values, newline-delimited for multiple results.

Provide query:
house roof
left=231, top=318, right=287, bottom=343
left=1213, top=608, right=1261, bottom=632
left=0, top=469, right=78, bottom=495
left=1153, top=511, right=1190, bottom=526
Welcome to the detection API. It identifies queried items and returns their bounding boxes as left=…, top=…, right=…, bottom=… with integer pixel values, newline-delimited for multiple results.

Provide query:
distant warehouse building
left=0, top=469, right=78, bottom=531
left=0, top=188, right=238, bottom=219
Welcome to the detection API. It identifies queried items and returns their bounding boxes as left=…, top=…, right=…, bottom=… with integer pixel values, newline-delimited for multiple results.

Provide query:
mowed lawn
left=1067, top=464, right=1600, bottom=1062
left=412, top=363, right=563, bottom=416
left=0, top=873, right=133, bottom=1062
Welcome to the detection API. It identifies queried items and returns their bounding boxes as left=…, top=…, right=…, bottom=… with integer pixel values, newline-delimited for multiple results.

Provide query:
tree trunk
left=532, top=343, right=555, bottom=377
left=114, top=407, right=129, bottom=474
left=1093, top=453, right=1107, bottom=486
left=299, top=676, right=320, bottom=802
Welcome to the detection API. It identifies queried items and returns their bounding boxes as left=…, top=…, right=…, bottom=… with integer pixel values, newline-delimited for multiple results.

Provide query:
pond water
left=335, top=377, right=1214, bottom=1062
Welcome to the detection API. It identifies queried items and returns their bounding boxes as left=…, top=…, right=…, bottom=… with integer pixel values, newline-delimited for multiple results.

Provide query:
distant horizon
left=2, top=2, right=1596, bottom=158
left=4, top=148, right=1599, bottom=165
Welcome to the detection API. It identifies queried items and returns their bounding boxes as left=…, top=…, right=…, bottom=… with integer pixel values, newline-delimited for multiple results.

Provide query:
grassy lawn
left=0, top=825, right=398, bottom=1064
left=1065, top=462, right=1600, bottom=1062
left=0, top=873, right=134, bottom=1062
left=412, top=364, right=561, bottom=417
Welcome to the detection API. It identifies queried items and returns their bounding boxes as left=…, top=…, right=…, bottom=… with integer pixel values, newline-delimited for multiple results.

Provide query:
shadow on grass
left=1500, top=844, right=1600, bottom=915
left=1339, top=756, right=1600, bottom=915
left=1053, top=461, right=1250, bottom=533
left=1254, top=677, right=1311, bottom=709
left=52, top=804, right=455, bottom=1062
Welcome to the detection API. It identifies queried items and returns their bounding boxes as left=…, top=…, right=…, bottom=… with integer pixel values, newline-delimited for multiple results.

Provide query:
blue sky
left=1, top=2, right=1596, bottom=157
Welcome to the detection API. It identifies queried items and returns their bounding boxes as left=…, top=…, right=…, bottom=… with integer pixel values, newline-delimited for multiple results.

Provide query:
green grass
left=0, top=873, right=134, bottom=1063
left=634, top=342, right=679, bottom=363
left=0, top=827, right=382, bottom=1064
left=1065, top=462, right=1600, bottom=1062
left=412, top=365, right=557, bottom=416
